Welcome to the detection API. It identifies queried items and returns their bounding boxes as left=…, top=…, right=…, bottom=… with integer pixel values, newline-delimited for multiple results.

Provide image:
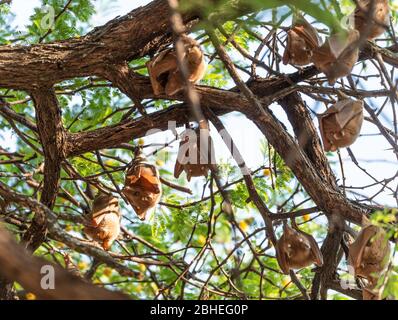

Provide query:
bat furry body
left=312, top=29, right=360, bottom=85
left=276, top=222, right=323, bottom=274
left=84, top=193, right=121, bottom=250
left=318, top=98, right=364, bottom=152
left=348, top=223, right=391, bottom=299
left=122, top=153, right=162, bottom=221
left=174, top=127, right=215, bottom=181
left=354, top=0, right=390, bottom=40
left=283, top=15, right=321, bottom=66
left=147, top=35, right=206, bottom=96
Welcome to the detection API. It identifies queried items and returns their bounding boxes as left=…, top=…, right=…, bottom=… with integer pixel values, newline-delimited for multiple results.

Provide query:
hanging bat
left=348, top=224, right=390, bottom=289
left=122, top=151, right=162, bottom=221
left=276, top=221, right=323, bottom=274
left=312, top=29, right=359, bottom=85
left=174, top=126, right=215, bottom=181
left=354, top=0, right=390, bottom=40
left=84, top=193, right=121, bottom=251
left=146, top=34, right=206, bottom=96
left=318, top=98, right=364, bottom=152
left=283, top=14, right=321, bottom=66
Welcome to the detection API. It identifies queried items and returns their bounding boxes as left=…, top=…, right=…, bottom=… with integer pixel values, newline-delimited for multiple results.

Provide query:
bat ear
left=102, top=239, right=112, bottom=251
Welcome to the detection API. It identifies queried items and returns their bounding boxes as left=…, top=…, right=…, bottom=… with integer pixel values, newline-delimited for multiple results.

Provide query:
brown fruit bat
left=84, top=193, right=121, bottom=251
left=276, top=221, right=323, bottom=274
left=312, top=29, right=359, bottom=85
left=146, top=34, right=206, bottom=96
left=282, top=14, right=321, bottom=66
left=318, top=98, right=364, bottom=152
left=174, top=127, right=215, bottom=181
left=354, top=0, right=390, bottom=40
left=122, top=151, right=162, bottom=221
left=348, top=222, right=391, bottom=300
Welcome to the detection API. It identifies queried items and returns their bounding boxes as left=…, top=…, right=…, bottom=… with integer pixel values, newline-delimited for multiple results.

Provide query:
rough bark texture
left=0, top=226, right=128, bottom=300
left=22, top=88, right=66, bottom=251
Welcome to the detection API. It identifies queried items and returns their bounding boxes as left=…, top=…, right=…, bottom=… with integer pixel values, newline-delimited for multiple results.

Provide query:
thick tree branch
left=0, top=226, right=129, bottom=300
left=22, top=88, right=66, bottom=251
left=278, top=93, right=336, bottom=187
left=0, top=0, right=198, bottom=89
left=310, top=216, right=345, bottom=300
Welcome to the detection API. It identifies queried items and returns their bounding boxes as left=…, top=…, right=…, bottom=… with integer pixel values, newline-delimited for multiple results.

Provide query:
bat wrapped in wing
left=312, top=29, right=359, bottom=85
left=353, top=0, right=390, bottom=40
left=147, top=34, right=206, bottom=96
left=348, top=222, right=391, bottom=299
left=283, top=14, right=321, bottom=66
left=318, top=98, right=364, bottom=152
left=174, top=126, right=215, bottom=181
left=122, top=151, right=162, bottom=221
left=84, top=192, right=121, bottom=250
left=276, top=221, right=323, bottom=274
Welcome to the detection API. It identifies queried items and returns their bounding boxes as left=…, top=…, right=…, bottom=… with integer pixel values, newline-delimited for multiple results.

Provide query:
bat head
left=122, top=185, right=161, bottom=220
left=318, top=98, right=364, bottom=151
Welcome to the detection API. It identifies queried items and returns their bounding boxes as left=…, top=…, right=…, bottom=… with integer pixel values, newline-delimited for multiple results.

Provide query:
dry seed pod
left=354, top=0, right=390, bottom=40
left=174, top=127, right=215, bottom=181
left=318, top=98, right=364, bottom=152
left=84, top=193, right=121, bottom=250
left=146, top=34, right=206, bottom=96
left=276, top=221, right=323, bottom=274
left=282, top=14, right=321, bottom=66
left=122, top=151, right=162, bottom=221
left=312, top=29, right=359, bottom=85
left=348, top=223, right=391, bottom=295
